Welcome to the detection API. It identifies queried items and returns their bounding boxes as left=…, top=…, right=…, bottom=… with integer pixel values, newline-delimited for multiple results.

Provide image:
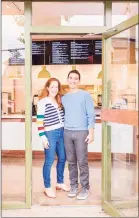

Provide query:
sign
left=9, top=39, right=102, bottom=66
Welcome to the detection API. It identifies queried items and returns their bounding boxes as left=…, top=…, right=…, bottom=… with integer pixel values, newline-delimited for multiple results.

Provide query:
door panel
left=102, top=15, right=138, bottom=217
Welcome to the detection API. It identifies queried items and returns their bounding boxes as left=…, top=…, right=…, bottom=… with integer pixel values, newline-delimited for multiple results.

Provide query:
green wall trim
left=102, top=0, right=112, bottom=205
left=30, top=26, right=107, bottom=35
left=103, top=14, right=139, bottom=39
left=24, top=1, right=32, bottom=208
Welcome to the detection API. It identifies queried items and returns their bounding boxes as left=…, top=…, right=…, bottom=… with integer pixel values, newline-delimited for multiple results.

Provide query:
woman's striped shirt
left=37, top=97, right=64, bottom=142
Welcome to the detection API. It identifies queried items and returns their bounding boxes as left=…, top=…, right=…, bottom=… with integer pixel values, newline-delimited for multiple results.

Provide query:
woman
left=37, top=78, right=69, bottom=198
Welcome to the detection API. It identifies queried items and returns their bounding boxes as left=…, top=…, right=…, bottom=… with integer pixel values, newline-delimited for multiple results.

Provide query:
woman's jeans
left=43, top=127, right=66, bottom=188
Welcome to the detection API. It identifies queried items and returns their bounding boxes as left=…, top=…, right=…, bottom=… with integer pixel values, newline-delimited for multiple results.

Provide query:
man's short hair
left=67, top=70, right=81, bottom=80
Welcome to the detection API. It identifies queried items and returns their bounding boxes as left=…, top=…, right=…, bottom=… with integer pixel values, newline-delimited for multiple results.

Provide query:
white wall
left=2, top=122, right=134, bottom=153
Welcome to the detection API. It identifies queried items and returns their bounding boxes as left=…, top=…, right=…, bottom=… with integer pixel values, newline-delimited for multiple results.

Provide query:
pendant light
left=97, top=70, right=102, bottom=79
left=72, top=65, right=76, bottom=70
left=38, top=65, right=51, bottom=79
left=38, top=41, right=51, bottom=79
left=8, top=65, right=22, bottom=79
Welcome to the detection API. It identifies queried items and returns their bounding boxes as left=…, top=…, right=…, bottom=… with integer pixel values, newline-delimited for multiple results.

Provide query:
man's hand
left=85, top=133, right=94, bottom=144
left=85, top=128, right=94, bottom=144
left=42, top=139, right=49, bottom=149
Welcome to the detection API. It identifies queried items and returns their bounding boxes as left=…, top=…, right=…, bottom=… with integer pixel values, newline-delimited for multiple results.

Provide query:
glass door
left=102, top=15, right=138, bottom=217
left=2, top=0, right=107, bottom=210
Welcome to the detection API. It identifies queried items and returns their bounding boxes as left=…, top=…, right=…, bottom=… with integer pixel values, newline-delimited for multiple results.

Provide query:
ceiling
left=2, top=1, right=138, bottom=40
left=2, top=1, right=138, bottom=16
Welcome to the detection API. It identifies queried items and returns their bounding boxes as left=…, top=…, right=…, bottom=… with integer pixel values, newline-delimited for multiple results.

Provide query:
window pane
left=112, top=1, right=138, bottom=26
left=109, top=122, right=138, bottom=216
left=107, top=25, right=138, bottom=111
left=32, top=1, right=104, bottom=26
left=2, top=1, right=26, bottom=203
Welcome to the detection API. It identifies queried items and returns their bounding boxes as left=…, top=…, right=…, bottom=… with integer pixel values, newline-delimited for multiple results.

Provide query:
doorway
left=31, top=33, right=102, bottom=206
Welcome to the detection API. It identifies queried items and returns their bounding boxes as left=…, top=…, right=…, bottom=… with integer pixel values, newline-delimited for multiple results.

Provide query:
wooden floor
left=2, top=158, right=138, bottom=216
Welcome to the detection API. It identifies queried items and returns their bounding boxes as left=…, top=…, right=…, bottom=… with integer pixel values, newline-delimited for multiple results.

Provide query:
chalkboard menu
left=51, top=41, right=70, bottom=64
left=93, top=40, right=102, bottom=64
left=32, top=41, right=50, bottom=65
left=9, top=39, right=102, bottom=65
left=32, top=41, right=44, bottom=65
left=70, top=40, right=93, bottom=64
left=50, top=39, right=102, bottom=65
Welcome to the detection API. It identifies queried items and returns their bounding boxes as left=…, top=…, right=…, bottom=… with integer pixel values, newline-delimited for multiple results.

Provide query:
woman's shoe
left=56, top=183, right=70, bottom=192
left=44, top=187, right=56, bottom=198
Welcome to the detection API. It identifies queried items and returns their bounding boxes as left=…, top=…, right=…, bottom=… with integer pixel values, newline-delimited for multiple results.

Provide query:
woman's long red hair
left=39, top=78, right=63, bottom=108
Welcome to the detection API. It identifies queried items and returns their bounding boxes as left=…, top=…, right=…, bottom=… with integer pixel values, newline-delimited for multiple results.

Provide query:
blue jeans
left=43, top=127, right=66, bottom=188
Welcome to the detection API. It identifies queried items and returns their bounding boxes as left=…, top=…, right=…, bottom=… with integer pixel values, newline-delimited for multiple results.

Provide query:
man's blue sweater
left=62, top=89, right=95, bottom=130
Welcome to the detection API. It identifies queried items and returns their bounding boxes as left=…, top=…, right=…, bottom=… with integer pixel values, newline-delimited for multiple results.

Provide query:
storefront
left=1, top=1, right=138, bottom=217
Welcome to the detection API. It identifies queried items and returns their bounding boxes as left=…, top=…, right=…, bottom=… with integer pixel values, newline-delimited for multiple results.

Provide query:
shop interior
left=1, top=1, right=138, bottom=216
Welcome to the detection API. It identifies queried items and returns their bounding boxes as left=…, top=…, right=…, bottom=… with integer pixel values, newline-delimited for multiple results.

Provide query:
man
left=62, top=70, right=95, bottom=200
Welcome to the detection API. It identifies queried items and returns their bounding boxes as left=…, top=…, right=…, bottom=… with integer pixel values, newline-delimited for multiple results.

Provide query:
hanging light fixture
left=8, top=65, right=22, bottom=79
left=38, top=41, right=51, bottom=79
left=72, top=65, right=76, bottom=70
left=97, top=70, right=102, bottom=79
left=38, top=65, right=51, bottom=78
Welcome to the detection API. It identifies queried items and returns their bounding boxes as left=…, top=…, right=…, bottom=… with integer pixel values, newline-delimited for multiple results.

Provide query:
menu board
left=50, top=41, right=70, bottom=64
left=93, top=40, right=102, bottom=64
left=94, top=40, right=102, bottom=55
left=9, top=39, right=102, bottom=65
left=32, top=41, right=50, bottom=65
left=70, top=40, right=93, bottom=64
left=32, top=41, right=44, bottom=65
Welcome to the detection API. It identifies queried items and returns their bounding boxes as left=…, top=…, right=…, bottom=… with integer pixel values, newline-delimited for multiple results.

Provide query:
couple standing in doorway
left=37, top=70, right=95, bottom=200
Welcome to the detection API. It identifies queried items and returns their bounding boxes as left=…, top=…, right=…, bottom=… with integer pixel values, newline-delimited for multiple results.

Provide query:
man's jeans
left=64, top=129, right=90, bottom=190
left=43, top=127, right=66, bottom=188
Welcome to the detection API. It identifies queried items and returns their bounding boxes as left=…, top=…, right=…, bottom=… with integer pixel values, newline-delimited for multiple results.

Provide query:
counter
left=2, top=111, right=134, bottom=155
left=1, top=107, right=101, bottom=120
left=2, top=111, right=101, bottom=153
left=1, top=115, right=101, bottom=121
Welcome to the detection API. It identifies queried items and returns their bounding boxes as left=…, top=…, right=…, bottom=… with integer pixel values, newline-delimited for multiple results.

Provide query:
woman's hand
left=42, top=139, right=49, bottom=149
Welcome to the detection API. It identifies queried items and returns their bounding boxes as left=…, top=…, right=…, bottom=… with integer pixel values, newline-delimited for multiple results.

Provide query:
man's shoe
left=76, top=188, right=90, bottom=200
left=44, top=187, right=56, bottom=198
left=68, top=187, right=78, bottom=197
left=56, top=183, right=70, bottom=192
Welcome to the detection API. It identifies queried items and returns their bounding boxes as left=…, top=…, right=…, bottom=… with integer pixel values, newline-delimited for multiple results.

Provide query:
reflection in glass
left=2, top=1, right=26, bottom=203
left=112, top=1, right=138, bottom=25
left=32, top=1, right=104, bottom=26
left=108, top=25, right=138, bottom=111
left=109, top=122, right=138, bottom=216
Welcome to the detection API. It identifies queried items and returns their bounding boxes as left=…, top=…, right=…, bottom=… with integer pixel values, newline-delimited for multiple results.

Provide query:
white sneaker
left=76, top=188, right=90, bottom=200
left=68, top=187, right=78, bottom=197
